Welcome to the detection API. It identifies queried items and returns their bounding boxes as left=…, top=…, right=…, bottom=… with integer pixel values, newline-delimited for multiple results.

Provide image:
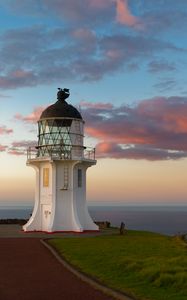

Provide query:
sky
left=0, top=0, right=187, bottom=206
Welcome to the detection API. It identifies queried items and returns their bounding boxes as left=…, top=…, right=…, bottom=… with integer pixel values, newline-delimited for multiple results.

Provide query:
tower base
left=23, top=158, right=99, bottom=233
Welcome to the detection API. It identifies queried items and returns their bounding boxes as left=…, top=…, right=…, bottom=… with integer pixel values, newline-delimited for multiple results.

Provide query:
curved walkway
left=0, top=238, right=114, bottom=300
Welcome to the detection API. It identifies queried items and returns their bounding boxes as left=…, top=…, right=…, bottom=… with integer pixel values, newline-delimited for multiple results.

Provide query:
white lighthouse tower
left=23, top=88, right=98, bottom=232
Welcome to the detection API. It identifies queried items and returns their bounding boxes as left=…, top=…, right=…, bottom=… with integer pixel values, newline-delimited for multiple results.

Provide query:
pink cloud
left=96, top=142, right=187, bottom=161
left=80, top=100, right=113, bottom=109
left=0, top=23, right=182, bottom=88
left=8, top=140, right=36, bottom=156
left=82, top=96, right=187, bottom=160
left=0, top=126, right=13, bottom=135
left=72, top=28, right=96, bottom=40
left=106, top=49, right=124, bottom=60
left=136, top=97, right=187, bottom=134
left=42, top=0, right=114, bottom=24
left=11, top=69, right=32, bottom=78
left=0, top=69, right=37, bottom=89
left=8, top=150, right=25, bottom=156
left=5, top=0, right=145, bottom=31
left=0, top=144, right=7, bottom=152
left=12, top=140, right=36, bottom=148
left=115, top=0, right=144, bottom=29
left=15, top=106, right=45, bottom=123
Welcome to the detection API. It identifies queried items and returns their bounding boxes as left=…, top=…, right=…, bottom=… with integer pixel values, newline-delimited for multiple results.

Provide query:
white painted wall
left=23, top=158, right=98, bottom=232
left=73, top=163, right=98, bottom=230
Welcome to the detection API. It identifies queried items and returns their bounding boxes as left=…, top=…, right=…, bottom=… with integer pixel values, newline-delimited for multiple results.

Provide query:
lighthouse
left=23, top=88, right=98, bottom=232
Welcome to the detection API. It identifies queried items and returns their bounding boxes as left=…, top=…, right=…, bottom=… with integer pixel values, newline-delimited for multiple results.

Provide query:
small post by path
left=120, top=222, right=126, bottom=235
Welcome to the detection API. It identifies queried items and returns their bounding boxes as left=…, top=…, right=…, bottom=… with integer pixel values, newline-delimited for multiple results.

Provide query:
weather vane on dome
left=57, top=88, right=70, bottom=101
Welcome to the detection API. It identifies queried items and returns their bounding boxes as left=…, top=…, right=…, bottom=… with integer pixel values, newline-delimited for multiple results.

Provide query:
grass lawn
left=49, top=230, right=187, bottom=300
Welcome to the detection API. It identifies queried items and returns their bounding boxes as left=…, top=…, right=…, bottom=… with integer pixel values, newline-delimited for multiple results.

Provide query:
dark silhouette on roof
left=57, top=88, right=70, bottom=101
left=40, top=88, right=82, bottom=120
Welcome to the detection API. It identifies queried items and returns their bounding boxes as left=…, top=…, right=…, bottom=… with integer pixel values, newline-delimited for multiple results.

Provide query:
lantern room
left=37, top=88, right=84, bottom=159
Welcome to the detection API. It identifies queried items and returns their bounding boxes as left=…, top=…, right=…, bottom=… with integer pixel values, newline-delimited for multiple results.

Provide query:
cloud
left=96, top=142, right=187, bottom=161
left=2, top=0, right=143, bottom=30
left=12, top=140, right=36, bottom=148
left=82, top=96, right=187, bottom=160
left=2, top=0, right=187, bottom=36
left=7, top=150, right=25, bottom=156
left=0, top=144, right=7, bottom=152
left=44, top=0, right=114, bottom=25
left=115, top=0, right=144, bottom=30
left=153, top=78, right=177, bottom=92
left=0, top=93, right=11, bottom=98
left=14, top=106, right=45, bottom=123
left=8, top=140, right=37, bottom=156
left=0, top=70, right=37, bottom=89
left=148, top=60, right=176, bottom=73
left=141, top=2, right=187, bottom=34
left=0, top=126, right=13, bottom=135
left=0, top=24, right=184, bottom=88
left=80, top=100, right=113, bottom=110
left=2, top=0, right=114, bottom=26
left=13, top=96, right=187, bottom=160
left=73, top=33, right=181, bottom=81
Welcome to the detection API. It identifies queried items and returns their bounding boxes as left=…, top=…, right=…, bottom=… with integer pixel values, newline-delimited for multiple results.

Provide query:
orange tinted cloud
left=8, top=150, right=25, bottom=156
left=72, top=28, right=95, bottom=40
left=12, top=96, right=187, bottom=160
left=83, top=96, right=187, bottom=160
left=115, top=0, right=144, bottom=29
left=14, top=106, right=45, bottom=123
left=0, top=144, right=7, bottom=152
left=96, top=142, right=187, bottom=161
left=8, top=140, right=36, bottom=156
left=0, top=126, right=13, bottom=135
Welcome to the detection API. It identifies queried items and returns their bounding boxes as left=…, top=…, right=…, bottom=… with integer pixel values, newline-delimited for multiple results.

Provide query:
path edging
left=41, top=239, right=136, bottom=300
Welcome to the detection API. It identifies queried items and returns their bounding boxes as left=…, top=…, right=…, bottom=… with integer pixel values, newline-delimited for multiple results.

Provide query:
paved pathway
left=0, top=224, right=116, bottom=238
left=0, top=238, right=114, bottom=300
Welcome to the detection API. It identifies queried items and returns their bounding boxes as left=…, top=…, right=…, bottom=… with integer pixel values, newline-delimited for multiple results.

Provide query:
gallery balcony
left=27, top=145, right=96, bottom=162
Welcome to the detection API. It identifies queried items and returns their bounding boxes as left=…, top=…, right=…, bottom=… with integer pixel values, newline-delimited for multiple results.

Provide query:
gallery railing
left=27, top=145, right=96, bottom=161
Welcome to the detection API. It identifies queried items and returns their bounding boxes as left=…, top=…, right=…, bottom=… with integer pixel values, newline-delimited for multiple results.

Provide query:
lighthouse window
left=78, top=169, right=82, bottom=187
left=43, top=168, right=49, bottom=187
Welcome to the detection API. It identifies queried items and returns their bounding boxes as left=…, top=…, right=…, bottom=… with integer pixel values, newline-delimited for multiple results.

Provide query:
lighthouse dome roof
left=40, top=88, right=82, bottom=120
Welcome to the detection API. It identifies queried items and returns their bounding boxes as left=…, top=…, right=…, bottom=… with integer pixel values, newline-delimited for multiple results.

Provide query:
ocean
left=0, top=205, right=187, bottom=236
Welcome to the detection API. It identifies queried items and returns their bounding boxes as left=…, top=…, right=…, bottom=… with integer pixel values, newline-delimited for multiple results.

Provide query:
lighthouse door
left=41, top=204, right=51, bottom=231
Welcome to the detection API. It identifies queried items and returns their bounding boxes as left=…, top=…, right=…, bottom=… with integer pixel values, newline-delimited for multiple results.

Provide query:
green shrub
left=154, top=273, right=175, bottom=287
